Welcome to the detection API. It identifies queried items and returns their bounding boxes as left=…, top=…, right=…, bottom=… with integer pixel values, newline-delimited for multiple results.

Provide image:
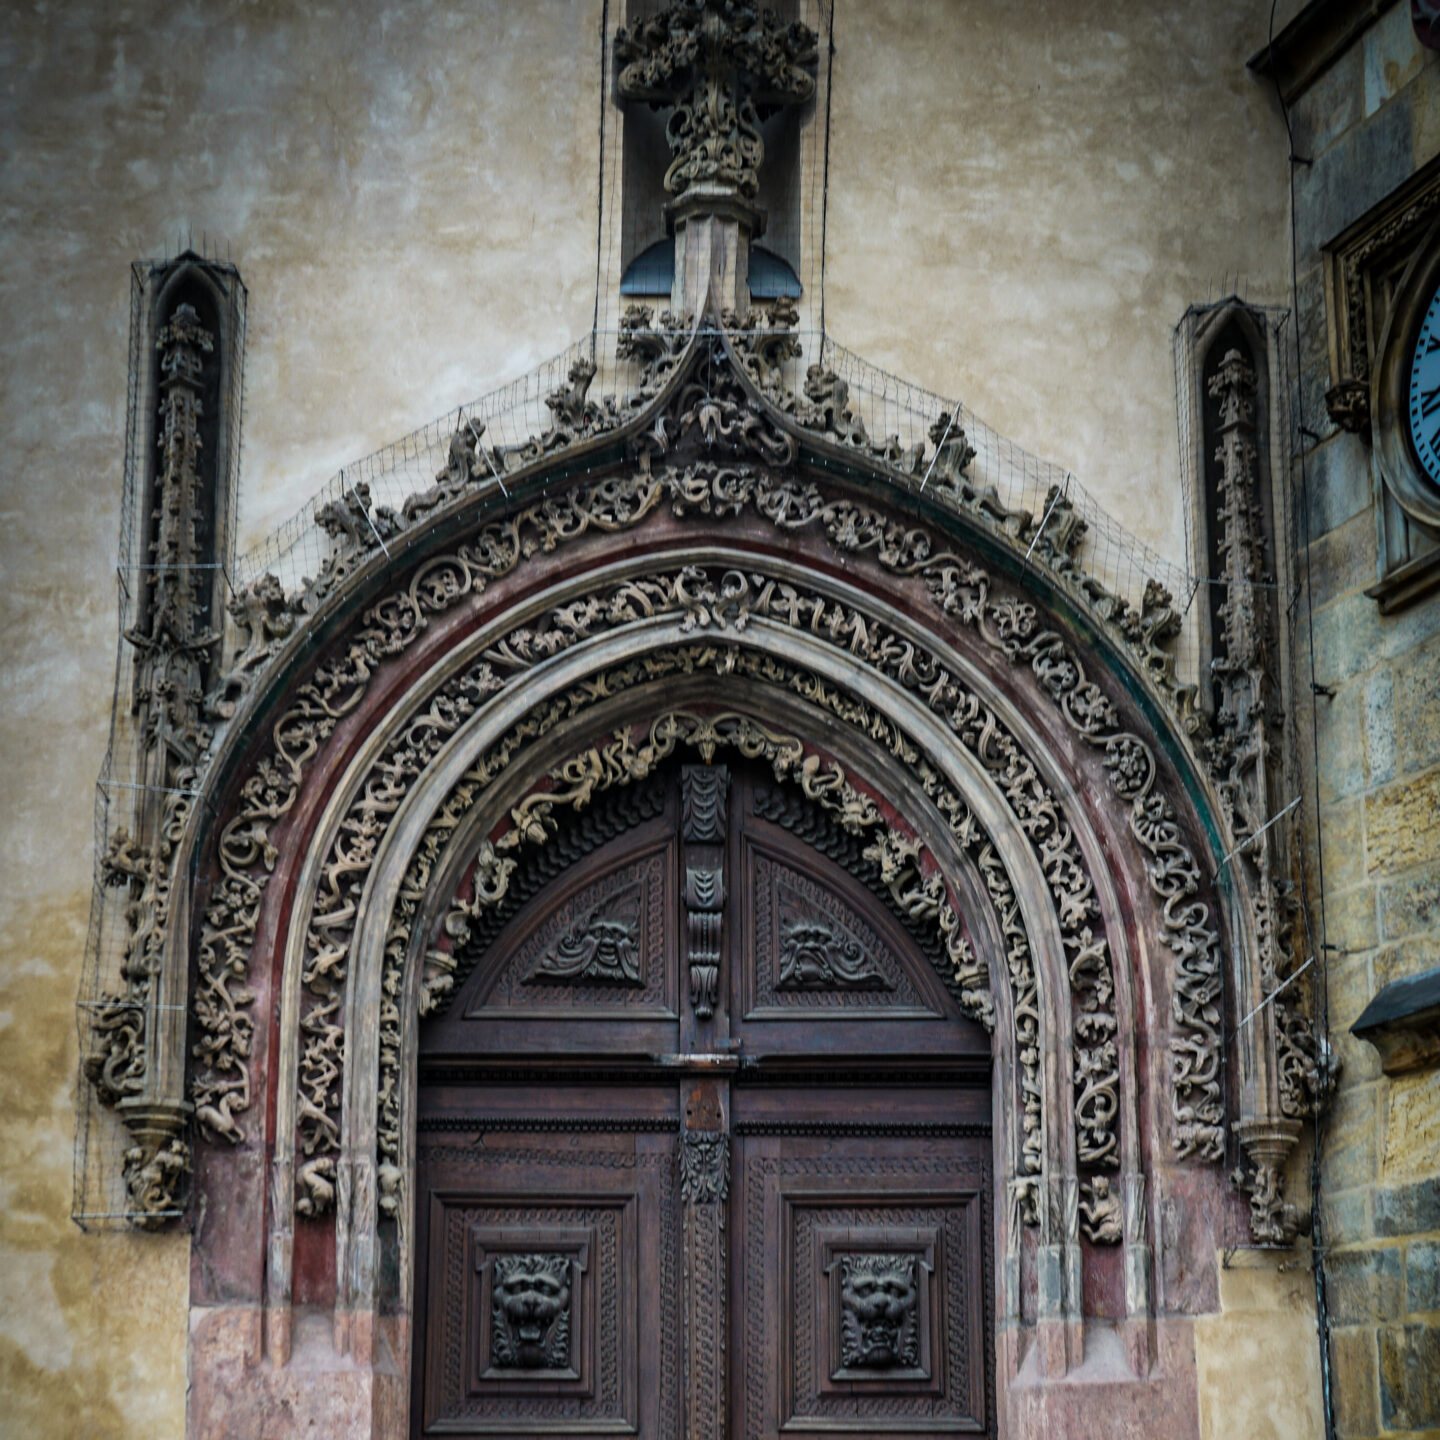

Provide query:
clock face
left=1407, top=286, right=1440, bottom=485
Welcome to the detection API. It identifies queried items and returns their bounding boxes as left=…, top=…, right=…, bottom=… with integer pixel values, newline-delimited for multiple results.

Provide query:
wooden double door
left=414, top=763, right=994, bottom=1439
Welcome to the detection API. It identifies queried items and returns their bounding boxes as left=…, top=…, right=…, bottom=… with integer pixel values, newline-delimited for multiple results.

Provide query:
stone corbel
left=1352, top=965, right=1440, bottom=1074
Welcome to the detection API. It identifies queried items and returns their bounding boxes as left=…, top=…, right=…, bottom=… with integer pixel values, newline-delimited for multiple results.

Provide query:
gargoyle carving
left=839, top=1253, right=920, bottom=1369
left=491, top=1253, right=572, bottom=1370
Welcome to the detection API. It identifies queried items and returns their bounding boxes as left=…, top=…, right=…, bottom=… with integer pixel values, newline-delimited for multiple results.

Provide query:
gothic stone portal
left=412, top=763, right=995, bottom=1439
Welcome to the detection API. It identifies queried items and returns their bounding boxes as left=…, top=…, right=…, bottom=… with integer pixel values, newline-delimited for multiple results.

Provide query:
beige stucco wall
left=1194, top=1252, right=1327, bottom=1440
left=0, top=3, right=1314, bottom=1437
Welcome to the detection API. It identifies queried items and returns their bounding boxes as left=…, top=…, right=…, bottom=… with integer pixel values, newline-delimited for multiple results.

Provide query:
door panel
left=415, top=1125, right=680, bottom=1438
left=732, top=778, right=991, bottom=1060
left=468, top=840, right=679, bottom=1020
left=415, top=762, right=994, bottom=1439
left=733, top=1132, right=992, bottom=1440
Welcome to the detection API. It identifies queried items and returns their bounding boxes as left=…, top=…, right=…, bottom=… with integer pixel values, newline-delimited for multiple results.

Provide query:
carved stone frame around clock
left=1370, top=210, right=1440, bottom=609
left=1322, top=155, right=1440, bottom=611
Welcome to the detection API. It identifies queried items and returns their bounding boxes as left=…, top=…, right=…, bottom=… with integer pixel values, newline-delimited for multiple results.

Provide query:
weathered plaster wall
left=1286, top=5, right=1440, bottom=1438
left=1194, top=1254, right=1326, bottom=1440
left=0, top=2, right=1316, bottom=1437
left=824, top=0, right=1293, bottom=561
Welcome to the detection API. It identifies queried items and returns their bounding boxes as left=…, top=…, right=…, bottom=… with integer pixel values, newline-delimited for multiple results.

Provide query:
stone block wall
left=1289, top=6, right=1440, bottom=1436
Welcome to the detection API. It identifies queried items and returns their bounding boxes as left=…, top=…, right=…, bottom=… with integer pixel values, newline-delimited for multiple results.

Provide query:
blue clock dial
left=1408, top=287, right=1440, bottom=486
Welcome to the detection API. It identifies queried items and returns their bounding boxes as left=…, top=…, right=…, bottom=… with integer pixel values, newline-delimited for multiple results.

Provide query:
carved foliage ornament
left=681, top=765, right=728, bottom=1019
left=614, top=1, right=818, bottom=203
left=191, top=476, right=1226, bottom=1226
left=679, top=1131, right=730, bottom=1206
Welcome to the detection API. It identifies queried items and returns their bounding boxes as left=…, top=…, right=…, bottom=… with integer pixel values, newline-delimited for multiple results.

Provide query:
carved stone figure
left=400, top=417, right=489, bottom=524
left=776, top=916, right=892, bottom=992
left=839, top=1253, right=920, bottom=1369
left=1079, top=1175, right=1123, bottom=1244
left=491, top=1253, right=572, bottom=1369
left=1232, top=1161, right=1306, bottom=1247
left=205, top=573, right=298, bottom=719
left=315, top=480, right=402, bottom=553
left=123, top=1137, right=190, bottom=1228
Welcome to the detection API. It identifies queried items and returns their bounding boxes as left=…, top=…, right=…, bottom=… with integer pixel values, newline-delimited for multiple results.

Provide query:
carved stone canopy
left=615, top=0, right=818, bottom=216
left=615, top=2, right=819, bottom=313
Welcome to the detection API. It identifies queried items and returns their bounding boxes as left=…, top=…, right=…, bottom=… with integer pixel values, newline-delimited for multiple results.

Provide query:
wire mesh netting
left=230, top=316, right=1209, bottom=682
left=77, top=9, right=1308, bottom=1232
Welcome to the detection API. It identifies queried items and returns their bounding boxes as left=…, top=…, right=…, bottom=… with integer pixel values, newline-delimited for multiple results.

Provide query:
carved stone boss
left=681, top=765, right=729, bottom=1020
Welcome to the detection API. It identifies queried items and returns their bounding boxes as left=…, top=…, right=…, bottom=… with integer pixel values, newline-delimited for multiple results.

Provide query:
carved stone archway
left=88, top=302, right=1321, bottom=1439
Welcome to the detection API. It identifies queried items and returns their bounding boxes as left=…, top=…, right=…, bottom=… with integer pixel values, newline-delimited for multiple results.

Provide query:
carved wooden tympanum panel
left=415, top=763, right=993, bottom=1439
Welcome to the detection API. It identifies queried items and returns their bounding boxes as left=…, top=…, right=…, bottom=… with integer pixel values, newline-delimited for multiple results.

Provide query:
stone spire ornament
left=615, top=0, right=818, bottom=313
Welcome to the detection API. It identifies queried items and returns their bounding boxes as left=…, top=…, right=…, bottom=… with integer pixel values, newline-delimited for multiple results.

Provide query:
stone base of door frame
left=187, top=1305, right=408, bottom=1440
left=187, top=1304, right=1209, bottom=1440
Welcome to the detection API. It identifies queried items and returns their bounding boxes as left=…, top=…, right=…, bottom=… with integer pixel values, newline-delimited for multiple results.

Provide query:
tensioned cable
left=1267, top=5, right=1337, bottom=1438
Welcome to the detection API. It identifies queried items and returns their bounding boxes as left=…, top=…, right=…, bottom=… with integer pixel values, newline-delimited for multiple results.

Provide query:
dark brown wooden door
left=414, top=764, right=993, bottom=1439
